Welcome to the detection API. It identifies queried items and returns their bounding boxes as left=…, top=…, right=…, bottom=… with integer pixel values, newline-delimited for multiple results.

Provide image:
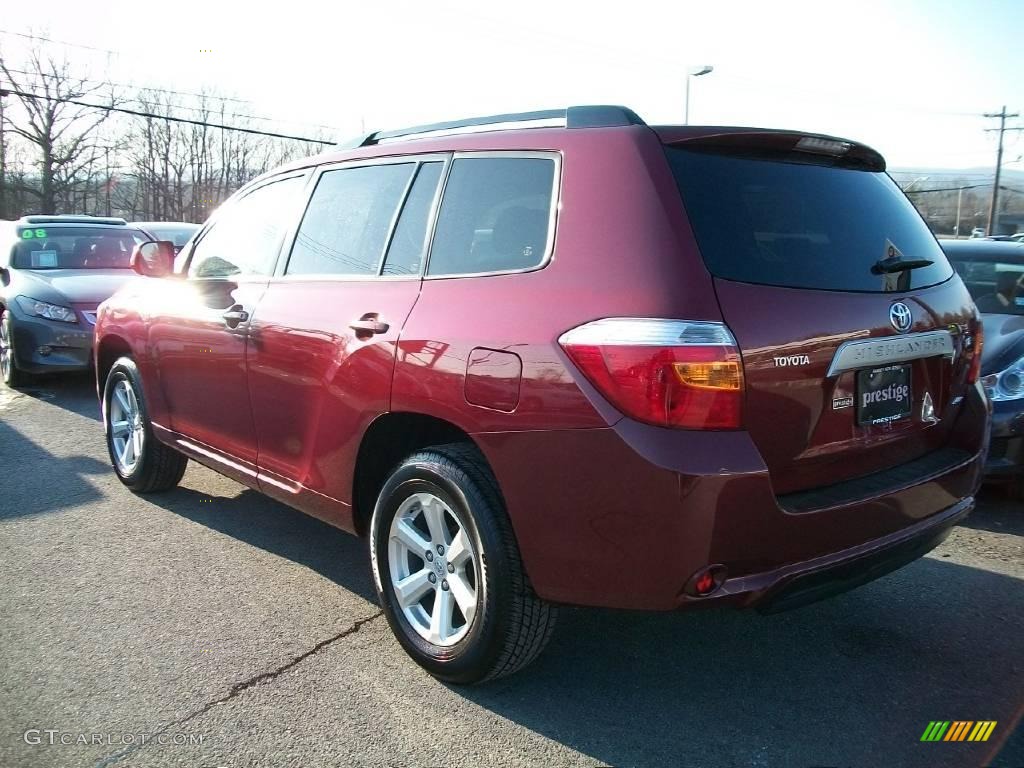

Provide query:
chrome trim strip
left=827, top=330, right=955, bottom=377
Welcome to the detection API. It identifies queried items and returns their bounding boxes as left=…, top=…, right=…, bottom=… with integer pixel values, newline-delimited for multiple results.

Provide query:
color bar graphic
left=920, top=720, right=997, bottom=742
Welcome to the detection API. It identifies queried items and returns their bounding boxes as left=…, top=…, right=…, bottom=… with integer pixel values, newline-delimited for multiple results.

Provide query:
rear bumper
left=475, top=382, right=988, bottom=611
left=733, top=496, right=970, bottom=613
left=8, top=306, right=93, bottom=373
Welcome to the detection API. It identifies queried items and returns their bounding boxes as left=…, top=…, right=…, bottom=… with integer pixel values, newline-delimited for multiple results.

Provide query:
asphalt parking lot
left=0, top=374, right=1021, bottom=768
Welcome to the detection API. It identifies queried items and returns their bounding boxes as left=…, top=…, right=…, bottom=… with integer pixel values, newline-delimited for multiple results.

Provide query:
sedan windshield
left=950, top=258, right=1024, bottom=315
left=13, top=227, right=146, bottom=270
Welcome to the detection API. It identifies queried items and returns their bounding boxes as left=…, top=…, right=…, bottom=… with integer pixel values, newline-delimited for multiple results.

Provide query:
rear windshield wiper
left=871, top=257, right=934, bottom=275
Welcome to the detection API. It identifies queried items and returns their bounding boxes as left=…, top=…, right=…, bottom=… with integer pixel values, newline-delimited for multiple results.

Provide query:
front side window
left=189, top=175, right=306, bottom=279
left=427, top=156, right=556, bottom=277
left=286, top=163, right=415, bottom=276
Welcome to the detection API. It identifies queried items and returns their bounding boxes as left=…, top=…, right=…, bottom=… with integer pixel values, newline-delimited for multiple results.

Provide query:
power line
left=1, top=67, right=251, bottom=105
left=5, top=68, right=334, bottom=130
left=0, top=29, right=117, bottom=55
left=0, top=87, right=336, bottom=145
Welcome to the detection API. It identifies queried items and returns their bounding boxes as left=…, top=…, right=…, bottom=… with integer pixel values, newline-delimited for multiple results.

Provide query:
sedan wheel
left=0, top=311, right=29, bottom=388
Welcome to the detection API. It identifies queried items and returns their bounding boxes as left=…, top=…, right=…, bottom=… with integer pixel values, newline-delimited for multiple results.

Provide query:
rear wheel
left=0, top=310, right=31, bottom=388
left=103, top=357, right=187, bottom=492
left=370, top=443, right=557, bottom=683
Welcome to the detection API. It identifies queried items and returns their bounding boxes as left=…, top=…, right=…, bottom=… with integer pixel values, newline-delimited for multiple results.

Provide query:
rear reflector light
left=558, top=318, right=744, bottom=430
left=967, top=321, right=984, bottom=385
left=684, top=564, right=728, bottom=597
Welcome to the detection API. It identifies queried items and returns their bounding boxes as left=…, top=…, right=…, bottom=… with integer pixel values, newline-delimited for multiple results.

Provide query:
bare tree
left=0, top=44, right=116, bottom=213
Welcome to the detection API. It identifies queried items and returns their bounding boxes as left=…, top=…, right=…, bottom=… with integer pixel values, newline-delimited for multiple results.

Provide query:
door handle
left=349, top=317, right=390, bottom=335
left=223, top=305, right=250, bottom=328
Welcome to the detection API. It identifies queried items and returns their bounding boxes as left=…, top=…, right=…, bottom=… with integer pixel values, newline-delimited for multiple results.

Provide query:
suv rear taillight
left=558, top=318, right=744, bottom=429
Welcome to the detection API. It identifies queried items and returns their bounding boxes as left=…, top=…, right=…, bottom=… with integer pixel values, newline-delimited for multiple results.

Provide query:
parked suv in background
left=95, top=106, right=989, bottom=683
left=0, top=215, right=147, bottom=387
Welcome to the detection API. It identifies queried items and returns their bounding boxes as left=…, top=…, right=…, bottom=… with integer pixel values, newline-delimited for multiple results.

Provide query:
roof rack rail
left=19, top=215, right=128, bottom=226
left=344, top=105, right=645, bottom=149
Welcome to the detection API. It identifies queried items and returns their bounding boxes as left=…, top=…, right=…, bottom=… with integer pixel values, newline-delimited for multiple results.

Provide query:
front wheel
left=370, top=443, right=557, bottom=684
left=103, top=357, right=187, bottom=492
left=0, top=310, right=31, bottom=388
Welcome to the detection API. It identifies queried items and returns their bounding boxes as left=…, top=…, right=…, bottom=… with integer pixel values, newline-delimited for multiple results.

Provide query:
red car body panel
left=95, top=118, right=990, bottom=612
left=246, top=278, right=421, bottom=529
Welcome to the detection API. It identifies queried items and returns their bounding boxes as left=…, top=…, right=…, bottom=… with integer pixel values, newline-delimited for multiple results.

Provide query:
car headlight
left=982, top=356, right=1024, bottom=401
left=15, top=295, right=78, bottom=324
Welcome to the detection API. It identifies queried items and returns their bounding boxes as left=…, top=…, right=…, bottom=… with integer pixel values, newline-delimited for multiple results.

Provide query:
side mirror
left=131, top=240, right=176, bottom=277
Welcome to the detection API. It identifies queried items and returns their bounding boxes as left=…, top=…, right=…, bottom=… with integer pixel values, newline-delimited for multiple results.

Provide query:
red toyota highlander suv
left=95, top=106, right=990, bottom=683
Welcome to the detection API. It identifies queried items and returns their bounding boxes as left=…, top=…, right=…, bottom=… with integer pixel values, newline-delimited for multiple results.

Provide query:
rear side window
left=666, top=148, right=954, bottom=292
left=427, top=156, right=556, bottom=277
left=287, top=163, right=415, bottom=276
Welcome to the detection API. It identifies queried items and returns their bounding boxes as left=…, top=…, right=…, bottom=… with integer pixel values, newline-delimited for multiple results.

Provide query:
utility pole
left=984, top=106, right=1020, bottom=235
left=104, top=145, right=112, bottom=217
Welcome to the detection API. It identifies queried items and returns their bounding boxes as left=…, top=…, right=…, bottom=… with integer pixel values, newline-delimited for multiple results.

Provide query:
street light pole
left=684, top=65, right=713, bottom=125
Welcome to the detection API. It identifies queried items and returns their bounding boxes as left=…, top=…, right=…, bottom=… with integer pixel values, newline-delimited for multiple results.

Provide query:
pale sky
left=2, top=0, right=1022, bottom=173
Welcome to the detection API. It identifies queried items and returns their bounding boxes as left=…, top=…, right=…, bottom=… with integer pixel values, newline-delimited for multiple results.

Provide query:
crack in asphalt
left=93, top=610, right=383, bottom=768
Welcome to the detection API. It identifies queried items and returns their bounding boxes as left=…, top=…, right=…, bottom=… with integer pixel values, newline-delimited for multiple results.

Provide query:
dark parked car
left=131, top=221, right=200, bottom=254
left=95, top=106, right=989, bottom=683
left=944, top=239, right=1024, bottom=496
left=0, top=215, right=147, bottom=387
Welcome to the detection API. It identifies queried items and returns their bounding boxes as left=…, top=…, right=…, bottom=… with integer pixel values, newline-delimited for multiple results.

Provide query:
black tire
left=103, top=357, right=187, bottom=492
left=0, top=310, right=32, bottom=388
left=369, top=443, right=557, bottom=684
left=1007, top=477, right=1024, bottom=503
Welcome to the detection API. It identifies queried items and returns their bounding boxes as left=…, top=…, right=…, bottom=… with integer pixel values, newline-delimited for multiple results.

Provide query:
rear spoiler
left=655, top=127, right=885, bottom=172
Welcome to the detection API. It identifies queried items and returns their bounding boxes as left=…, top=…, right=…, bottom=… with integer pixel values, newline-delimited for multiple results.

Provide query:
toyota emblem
left=889, top=302, right=912, bottom=333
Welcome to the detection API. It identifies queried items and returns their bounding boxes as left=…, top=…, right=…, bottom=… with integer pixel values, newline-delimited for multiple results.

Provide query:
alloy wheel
left=0, top=316, right=12, bottom=382
left=108, top=378, right=144, bottom=475
left=388, top=492, right=479, bottom=646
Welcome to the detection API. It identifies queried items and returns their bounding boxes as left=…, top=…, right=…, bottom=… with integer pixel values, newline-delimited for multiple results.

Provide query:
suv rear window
left=666, top=147, right=954, bottom=292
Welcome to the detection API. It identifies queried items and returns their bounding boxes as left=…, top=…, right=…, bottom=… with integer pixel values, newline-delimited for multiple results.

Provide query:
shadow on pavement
left=5, top=372, right=101, bottom=422
left=145, top=484, right=377, bottom=603
left=0, top=420, right=107, bottom=519
left=962, top=489, right=1024, bottom=535
left=455, top=557, right=1023, bottom=768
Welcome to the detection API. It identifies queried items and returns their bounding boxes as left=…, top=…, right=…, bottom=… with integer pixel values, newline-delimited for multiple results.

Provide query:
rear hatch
left=663, top=130, right=980, bottom=495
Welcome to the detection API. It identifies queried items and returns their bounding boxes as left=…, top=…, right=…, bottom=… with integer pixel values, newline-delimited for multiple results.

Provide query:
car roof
left=131, top=221, right=200, bottom=228
left=18, top=215, right=128, bottom=226
left=255, top=105, right=885, bottom=187
left=941, top=239, right=1024, bottom=262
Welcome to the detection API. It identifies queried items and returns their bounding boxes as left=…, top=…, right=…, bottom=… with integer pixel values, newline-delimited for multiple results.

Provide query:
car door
left=148, top=173, right=308, bottom=483
left=247, top=156, right=446, bottom=528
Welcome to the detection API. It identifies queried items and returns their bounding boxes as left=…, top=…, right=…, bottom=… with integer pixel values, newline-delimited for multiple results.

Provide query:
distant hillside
left=889, top=167, right=1024, bottom=191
